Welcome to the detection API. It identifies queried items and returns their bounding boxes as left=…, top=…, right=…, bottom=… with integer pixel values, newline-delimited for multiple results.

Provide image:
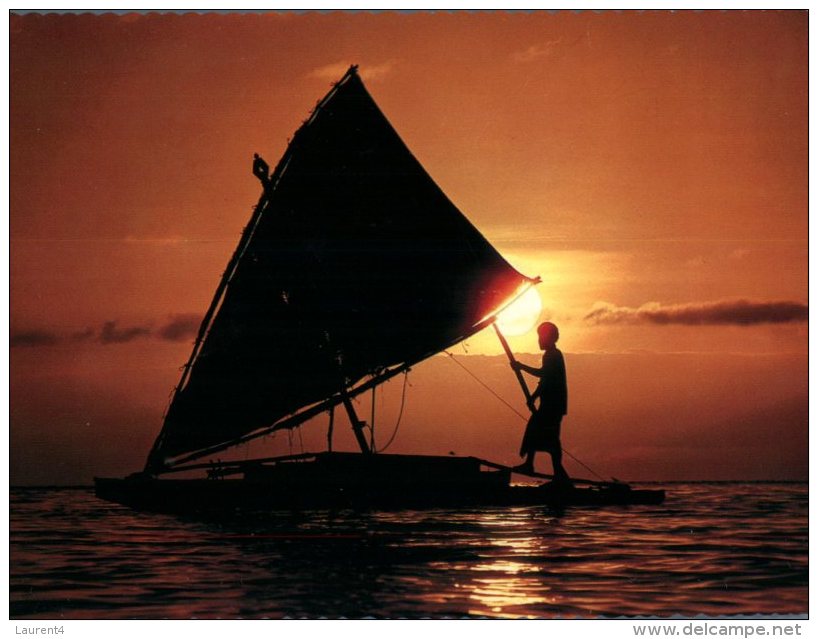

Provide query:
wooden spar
left=146, top=160, right=293, bottom=469
left=327, top=406, right=334, bottom=452
left=160, top=452, right=319, bottom=475
left=161, top=361, right=412, bottom=470
left=485, top=277, right=543, bottom=410
left=186, top=67, right=358, bottom=373
left=164, top=451, right=619, bottom=488
left=493, top=323, right=534, bottom=410
left=144, top=187, right=270, bottom=471
left=158, top=303, right=544, bottom=474
left=341, top=390, right=372, bottom=455
left=144, top=68, right=363, bottom=474
left=160, top=310, right=510, bottom=471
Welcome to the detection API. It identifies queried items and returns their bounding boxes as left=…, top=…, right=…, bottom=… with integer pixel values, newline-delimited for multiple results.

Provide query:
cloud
left=513, top=39, right=563, bottom=63
left=11, top=327, right=97, bottom=348
left=11, top=316, right=204, bottom=348
left=157, top=314, right=201, bottom=342
left=10, top=330, right=60, bottom=348
left=584, top=299, right=809, bottom=326
left=307, top=60, right=395, bottom=82
left=99, top=321, right=152, bottom=344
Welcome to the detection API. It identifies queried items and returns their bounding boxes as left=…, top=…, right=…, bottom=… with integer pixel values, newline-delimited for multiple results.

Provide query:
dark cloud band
left=585, top=299, right=808, bottom=326
left=156, top=314, right=201, bottom=342
left=10, top=330, right=61, bottom=348
left=11, top=314, right=201, bottom=348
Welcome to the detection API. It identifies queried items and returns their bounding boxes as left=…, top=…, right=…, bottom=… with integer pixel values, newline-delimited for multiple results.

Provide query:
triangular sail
left=146, top=67, right=530, bottom=471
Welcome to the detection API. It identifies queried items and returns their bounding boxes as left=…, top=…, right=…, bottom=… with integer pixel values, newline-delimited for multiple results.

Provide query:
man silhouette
left=512, top=321, right=571, bottom=483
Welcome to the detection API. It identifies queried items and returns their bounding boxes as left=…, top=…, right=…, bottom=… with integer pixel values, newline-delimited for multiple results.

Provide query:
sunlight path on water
left=9, top=483, right=808, bottom=619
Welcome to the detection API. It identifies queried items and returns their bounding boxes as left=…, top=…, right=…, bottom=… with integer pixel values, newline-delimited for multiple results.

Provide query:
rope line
left=444, top=351, right=527, bottom=420
left=443, top=350, right=608, bottom=482
left=376, top=370, right=410, bottom=453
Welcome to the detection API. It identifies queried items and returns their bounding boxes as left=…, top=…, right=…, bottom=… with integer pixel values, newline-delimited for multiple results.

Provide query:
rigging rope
left=444, top=350, right=528, bottom=420
left=443, top=350, right=609, bottom=482
left=376, top=370, right=410, bottom=453
left=370, top=386, right=377, bottom=453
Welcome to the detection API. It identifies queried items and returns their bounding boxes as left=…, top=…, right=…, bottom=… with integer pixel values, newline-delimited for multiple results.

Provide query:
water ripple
left=9, top=483, right=807, bottom=618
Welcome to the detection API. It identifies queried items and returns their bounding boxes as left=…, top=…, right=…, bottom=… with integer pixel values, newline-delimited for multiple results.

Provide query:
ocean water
left=9, top=483, right=807, bottom=619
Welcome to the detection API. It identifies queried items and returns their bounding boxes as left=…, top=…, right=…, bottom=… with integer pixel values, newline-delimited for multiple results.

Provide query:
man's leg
left=550, top=446, right=570, bottom=482
left=515, top=451, right=535, bottom=473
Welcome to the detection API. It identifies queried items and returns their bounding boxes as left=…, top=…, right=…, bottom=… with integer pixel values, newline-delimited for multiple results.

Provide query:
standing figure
left=512, top=321, right=571, bottom=483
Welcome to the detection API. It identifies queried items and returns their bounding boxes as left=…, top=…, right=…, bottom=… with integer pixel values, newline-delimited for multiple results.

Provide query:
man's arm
left=512, top=361, right=544, bottom=377
left=526, top=384, right=542, bottom=412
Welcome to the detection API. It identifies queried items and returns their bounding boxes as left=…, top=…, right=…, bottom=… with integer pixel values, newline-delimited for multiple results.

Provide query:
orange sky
left=9, top=11, right=808, bottom=484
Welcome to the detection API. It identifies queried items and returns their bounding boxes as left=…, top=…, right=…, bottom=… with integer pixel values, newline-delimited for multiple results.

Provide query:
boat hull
left=95, top=477, right=665, bottom=515
left=95, top=453, right=664, bottom=515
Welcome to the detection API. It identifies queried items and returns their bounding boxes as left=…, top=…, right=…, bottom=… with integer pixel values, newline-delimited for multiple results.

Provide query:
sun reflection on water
left=467, top=576, right=552, bottom=619
left=10, top=485, right=809, bottom=619
left=459, top=512, right=557, bottom=618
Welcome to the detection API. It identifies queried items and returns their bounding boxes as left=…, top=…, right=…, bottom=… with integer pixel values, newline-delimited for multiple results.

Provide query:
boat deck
left=95, top=452, right=665, bottom=515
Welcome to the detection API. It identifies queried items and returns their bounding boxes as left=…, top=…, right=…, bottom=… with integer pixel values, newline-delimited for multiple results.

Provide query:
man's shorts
left=520, top=410, right=562, bottom=456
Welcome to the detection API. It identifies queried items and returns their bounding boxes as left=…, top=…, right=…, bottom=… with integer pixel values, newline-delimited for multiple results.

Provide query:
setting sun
left=496, top=286, right=543, bottom=336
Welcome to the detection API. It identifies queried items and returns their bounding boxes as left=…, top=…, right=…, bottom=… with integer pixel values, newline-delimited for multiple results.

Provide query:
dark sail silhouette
left=145, top=67, right=530, bottom=470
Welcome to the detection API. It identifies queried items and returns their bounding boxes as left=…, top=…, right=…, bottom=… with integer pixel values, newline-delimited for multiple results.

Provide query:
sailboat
left=95, top=66, right=664, bottom=514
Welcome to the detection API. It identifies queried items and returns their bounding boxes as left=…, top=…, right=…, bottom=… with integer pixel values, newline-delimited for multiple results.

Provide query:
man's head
left=537, top=321, right=559, bottom=350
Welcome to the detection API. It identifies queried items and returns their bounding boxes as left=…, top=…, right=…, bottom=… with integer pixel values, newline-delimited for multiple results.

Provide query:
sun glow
left=496, top=287, right=543, bottom=336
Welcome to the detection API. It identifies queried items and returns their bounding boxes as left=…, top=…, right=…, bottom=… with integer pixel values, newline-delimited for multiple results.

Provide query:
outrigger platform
left=95, top=452, right=665, bottom=515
